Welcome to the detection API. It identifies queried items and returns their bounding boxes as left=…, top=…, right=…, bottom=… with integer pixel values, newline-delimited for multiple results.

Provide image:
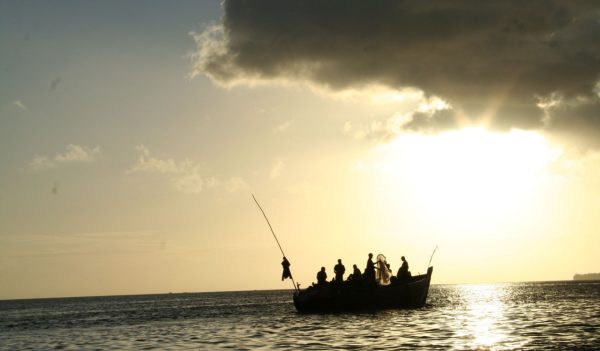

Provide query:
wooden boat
left=293, top=266, right=433, bottom=313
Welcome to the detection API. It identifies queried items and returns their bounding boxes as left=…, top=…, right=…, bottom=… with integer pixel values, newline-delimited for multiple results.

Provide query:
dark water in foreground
left=1, top=281, right=599, bottom=350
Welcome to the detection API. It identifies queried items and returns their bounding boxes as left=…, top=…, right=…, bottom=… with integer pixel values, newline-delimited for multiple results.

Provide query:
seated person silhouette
left=317, top=267, right=328, bottom=286
left=348, top=264, right=362, bottom=281
left=397, top=256, right=411, bottom=281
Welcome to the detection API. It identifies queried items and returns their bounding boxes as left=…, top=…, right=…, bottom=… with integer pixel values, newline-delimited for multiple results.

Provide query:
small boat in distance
left=293, top=266, right=433, bottom=313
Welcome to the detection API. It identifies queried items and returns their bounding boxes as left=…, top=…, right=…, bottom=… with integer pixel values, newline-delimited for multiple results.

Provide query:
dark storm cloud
left=193, top=0, right=600, bottom=137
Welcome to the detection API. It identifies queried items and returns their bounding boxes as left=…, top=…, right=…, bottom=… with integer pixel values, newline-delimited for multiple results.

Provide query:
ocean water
left=1, top=281, right=599, bottom=350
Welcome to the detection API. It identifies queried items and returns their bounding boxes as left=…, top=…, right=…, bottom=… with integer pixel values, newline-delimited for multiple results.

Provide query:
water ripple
left=1, top=281, right=599, bottom=350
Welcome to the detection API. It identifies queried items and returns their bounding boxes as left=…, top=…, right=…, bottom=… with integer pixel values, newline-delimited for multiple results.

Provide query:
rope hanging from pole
left=252, top=194, right=299, bottom=292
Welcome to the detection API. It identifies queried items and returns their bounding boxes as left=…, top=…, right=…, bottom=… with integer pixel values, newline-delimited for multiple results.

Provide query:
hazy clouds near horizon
left=194, top=0, right=600, bottom=144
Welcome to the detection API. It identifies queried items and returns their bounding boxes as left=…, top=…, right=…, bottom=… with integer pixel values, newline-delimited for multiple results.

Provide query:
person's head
left=353, top=264, right=357, bottom=269
left=401, top=256, right=405, bottom=261
left=321, top=266, right=325, bottom=271
left=283, top=256, right=286, bottom=260
left=368, top=253, right=373, bottom=258
left=338, top=259, right=342, bottom=263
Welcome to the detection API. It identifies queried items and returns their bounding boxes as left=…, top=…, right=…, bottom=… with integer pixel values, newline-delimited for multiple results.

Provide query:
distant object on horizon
left=573, top=273, right=600, bottom=281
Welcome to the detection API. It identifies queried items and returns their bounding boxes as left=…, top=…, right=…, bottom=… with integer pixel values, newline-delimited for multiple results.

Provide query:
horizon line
left=2, top=277, right=598, bottom=302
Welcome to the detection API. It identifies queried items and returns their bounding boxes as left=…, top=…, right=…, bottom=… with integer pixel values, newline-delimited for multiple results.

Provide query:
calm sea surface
left=1, top=281, right=599, bottom=350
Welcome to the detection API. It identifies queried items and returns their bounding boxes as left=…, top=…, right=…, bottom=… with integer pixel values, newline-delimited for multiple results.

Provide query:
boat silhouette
left=293, top=266, right=433, bottom=313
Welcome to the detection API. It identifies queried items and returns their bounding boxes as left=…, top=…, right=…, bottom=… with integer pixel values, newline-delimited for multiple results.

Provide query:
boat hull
left=293, top=266, right=433, bottom=313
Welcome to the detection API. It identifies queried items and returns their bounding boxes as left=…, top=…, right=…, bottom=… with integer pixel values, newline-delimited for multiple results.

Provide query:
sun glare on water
left=364, top=128, right=561, bottom=228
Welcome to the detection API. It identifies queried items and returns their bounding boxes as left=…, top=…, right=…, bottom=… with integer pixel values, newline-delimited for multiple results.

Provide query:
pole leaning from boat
left=252, top=194, right=299, bottom=293
left=427, top=245, right=438, bottom=269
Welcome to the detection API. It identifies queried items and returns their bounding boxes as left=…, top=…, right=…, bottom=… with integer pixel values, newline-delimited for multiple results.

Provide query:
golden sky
left=1, top=1, right=599, bottom=299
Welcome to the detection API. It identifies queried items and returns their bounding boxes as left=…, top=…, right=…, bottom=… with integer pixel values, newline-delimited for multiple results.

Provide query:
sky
left=1, top=1, right=599, bottom=300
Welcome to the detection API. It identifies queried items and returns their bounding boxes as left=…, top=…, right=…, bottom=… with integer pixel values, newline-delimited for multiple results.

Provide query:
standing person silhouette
left=364, top=253, right=376, bottom=285
left=334, top=259, right=346, bottom=283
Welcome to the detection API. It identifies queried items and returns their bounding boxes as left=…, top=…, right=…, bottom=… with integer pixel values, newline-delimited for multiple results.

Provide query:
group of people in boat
left=282, top=253, right=412, bottom=289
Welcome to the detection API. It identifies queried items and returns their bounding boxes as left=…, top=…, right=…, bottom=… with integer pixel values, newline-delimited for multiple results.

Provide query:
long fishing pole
left=427, top=245, right=438, bottom=268
left=252, top=194, right=298, bottom=292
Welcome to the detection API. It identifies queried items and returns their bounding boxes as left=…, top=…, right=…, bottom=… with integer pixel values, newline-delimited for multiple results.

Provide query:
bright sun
left=363, top=128, right=562, bottom=228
